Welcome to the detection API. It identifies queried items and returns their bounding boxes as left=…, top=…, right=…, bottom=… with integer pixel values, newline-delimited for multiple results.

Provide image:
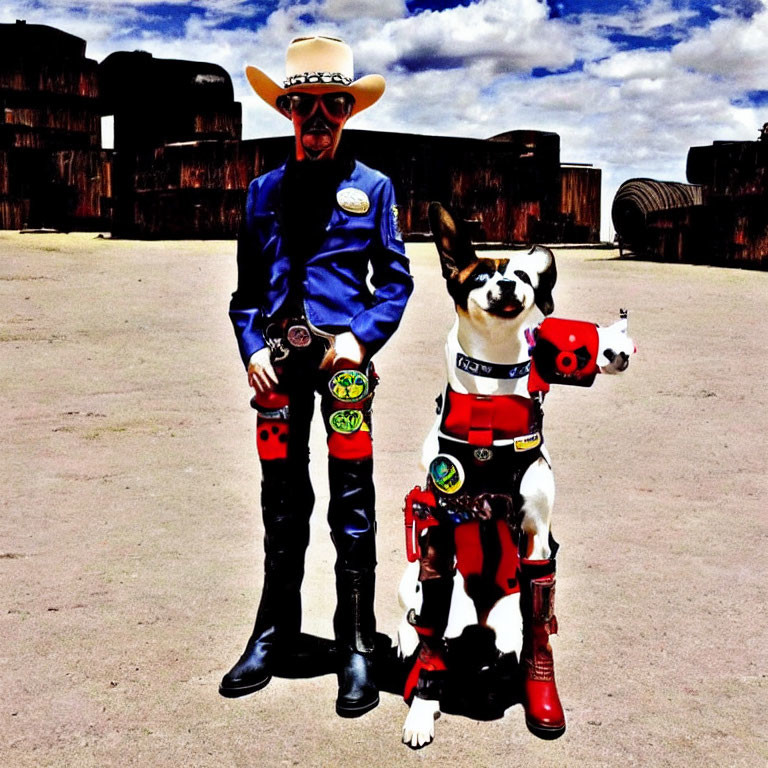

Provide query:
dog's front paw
left=600, top=348, right=630, bottom=373
left=402, top=698, right=440, bottom=749
left=597, top=318, right=635, bottom=374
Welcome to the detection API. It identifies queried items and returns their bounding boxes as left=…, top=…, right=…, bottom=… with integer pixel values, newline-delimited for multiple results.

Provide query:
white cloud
left=321, top=0, right=407, bottom=22
left=2, top=0, right=766, bottom=238
left=360, top=0, right=576, bottom=73
left=673, top=3, right=768, bottom=90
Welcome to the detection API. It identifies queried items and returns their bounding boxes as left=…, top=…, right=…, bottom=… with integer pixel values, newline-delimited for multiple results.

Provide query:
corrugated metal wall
left=0, top=20, right=109, bottom=230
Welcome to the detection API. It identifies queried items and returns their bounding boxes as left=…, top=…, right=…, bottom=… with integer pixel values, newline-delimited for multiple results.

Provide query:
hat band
left=284, top=71, right=354, bottom=87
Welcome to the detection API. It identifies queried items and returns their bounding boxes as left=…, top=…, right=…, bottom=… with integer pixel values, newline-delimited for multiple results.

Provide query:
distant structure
left=99, top=50, right=243, bottom=237
left=613, top=129, right=768, bottom=269
left=0, top=20, right=110, bottom=230
left=1, top=21, right=601, bottom=243
left=612, top=178, right=704, bottom=261
left=112, top=123, right=601, bottom=242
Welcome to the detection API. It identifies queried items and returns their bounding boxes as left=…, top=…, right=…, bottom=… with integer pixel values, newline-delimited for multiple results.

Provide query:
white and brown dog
left=398, top=203, right=633, bottom=748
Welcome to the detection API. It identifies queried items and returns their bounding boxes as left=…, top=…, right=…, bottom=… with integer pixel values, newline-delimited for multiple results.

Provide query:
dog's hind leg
left=519, top=453, right=555, bottom=561
left=402, top=697, right=440, bottom=748
left=397, top=561, right=422, bottom=658
left=517, top=451, right=566, bottom=738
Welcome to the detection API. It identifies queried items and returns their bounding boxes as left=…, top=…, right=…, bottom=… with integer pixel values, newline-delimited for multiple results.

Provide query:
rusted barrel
left=612, top=178, right=703, bottom=244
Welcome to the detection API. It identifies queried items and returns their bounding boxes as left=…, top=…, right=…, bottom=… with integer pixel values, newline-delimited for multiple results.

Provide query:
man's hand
left=248, top=347, right=278, bottom=393
left=320, top=331, right=367, bottom=372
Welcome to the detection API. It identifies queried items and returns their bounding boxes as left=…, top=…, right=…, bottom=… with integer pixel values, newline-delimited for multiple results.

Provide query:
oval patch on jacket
left=337, top=187, right=370, bottom=214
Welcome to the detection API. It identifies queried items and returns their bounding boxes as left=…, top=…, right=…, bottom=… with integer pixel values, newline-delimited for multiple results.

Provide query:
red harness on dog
left=442, top=388, right=537, bottom=446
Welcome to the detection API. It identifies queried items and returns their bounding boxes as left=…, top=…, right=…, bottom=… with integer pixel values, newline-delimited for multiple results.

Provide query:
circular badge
left=337, top=187, right=370, bottom=214
left=286, top=324, right=312, bottom=348
left=473, top=447, right=493, bottom=462
left=429, top=454, right=465, bottom=495
left=329, top=369, right=369, bottom=403
left=329, top=409, right=364, bottom=434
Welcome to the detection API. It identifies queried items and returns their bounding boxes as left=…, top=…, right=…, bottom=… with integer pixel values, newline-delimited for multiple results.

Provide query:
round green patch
left=329, top=409, right=364, bottom=434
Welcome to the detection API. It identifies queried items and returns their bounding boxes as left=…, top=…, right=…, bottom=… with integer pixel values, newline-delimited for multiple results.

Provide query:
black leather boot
left=220, top=459, right=313, bottom=698
left=327, top=457, right=379, bottom=717
left=334, top=568, right=379, bottom=717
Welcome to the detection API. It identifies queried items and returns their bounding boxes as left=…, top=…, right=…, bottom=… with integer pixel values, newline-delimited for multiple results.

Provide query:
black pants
left=252, top=345, right=377, bottom=651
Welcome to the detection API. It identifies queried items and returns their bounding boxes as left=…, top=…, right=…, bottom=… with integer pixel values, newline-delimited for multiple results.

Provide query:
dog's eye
left=514, top=270, right=532, bottom=286
left=471, top=271, right=490, bottom=285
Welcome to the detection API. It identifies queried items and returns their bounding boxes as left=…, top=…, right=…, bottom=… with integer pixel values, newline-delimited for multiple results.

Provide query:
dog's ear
left=529, top=245, right=557, bottom=316
left=428, top=202, right=476, bottom=281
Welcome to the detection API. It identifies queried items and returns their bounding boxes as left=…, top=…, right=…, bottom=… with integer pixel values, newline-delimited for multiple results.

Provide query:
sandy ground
left=1, top=231, right=767, bottom=768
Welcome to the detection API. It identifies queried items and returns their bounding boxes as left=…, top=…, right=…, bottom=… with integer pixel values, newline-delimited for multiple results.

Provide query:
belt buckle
left=286, top=324, right=312, bottom=348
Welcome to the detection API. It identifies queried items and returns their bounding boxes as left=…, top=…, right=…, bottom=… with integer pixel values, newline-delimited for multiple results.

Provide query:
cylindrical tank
left=612, top=178, right=703, bottom=246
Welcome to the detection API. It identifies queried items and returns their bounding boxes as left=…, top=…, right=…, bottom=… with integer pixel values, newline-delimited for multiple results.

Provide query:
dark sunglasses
left=279, top=92, right=355, bottom=119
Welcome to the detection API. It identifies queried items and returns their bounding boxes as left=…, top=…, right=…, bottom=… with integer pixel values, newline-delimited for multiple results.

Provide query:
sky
left=3, top=0, right=767, bottom=238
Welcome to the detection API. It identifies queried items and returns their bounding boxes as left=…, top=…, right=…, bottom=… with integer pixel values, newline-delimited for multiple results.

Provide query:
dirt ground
left=1, top=231, right=766, bottom=768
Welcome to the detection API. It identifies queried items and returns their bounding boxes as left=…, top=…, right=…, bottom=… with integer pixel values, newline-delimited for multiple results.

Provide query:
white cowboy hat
left=245, top=36, right=385, bottom=118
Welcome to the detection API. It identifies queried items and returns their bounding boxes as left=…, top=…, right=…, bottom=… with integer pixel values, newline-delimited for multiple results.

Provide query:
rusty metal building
left=2, top=22, right=601, bottom=243
left=0, top=20, right=110, bottom=230
left=99, top=50, right=242, bottom=237
left=613, top=131, right=768, bottom=269
left=110, top=124, right=601, bottom=242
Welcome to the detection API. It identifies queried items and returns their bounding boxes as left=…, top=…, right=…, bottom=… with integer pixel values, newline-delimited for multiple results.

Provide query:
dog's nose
left=497, top=278, right=515, bottom=290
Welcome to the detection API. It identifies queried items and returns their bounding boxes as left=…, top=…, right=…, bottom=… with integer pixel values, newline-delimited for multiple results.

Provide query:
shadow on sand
left=273, top=626, right=523, bottom=723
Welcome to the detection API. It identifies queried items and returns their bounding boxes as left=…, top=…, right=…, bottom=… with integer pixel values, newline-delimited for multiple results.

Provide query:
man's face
left=279, top=92, right=354, bottom=161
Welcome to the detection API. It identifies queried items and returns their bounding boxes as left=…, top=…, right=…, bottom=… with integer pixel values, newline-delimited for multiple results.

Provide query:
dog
left=398, top=202, right=633, bottom=748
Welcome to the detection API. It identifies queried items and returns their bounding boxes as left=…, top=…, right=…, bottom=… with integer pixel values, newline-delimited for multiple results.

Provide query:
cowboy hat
left=245, top=36, right=385, bottom=119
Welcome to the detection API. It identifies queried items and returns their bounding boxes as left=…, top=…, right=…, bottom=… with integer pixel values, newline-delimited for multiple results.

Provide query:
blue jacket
left=229, top=160, right=414, bottom=367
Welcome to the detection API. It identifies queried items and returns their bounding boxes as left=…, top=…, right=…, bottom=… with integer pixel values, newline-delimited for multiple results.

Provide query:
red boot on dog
left=520, top=558, right=566, bottom=738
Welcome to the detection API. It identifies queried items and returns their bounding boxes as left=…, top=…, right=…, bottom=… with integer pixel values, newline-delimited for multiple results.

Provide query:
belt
left=264, top=316, right=329, bottom=361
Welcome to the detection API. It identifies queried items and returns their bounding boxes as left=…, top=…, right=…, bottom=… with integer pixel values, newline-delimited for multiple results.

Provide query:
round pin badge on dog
left=429, top=454, right=465, bottom=495
left=337, top=188, right=370, bottom=214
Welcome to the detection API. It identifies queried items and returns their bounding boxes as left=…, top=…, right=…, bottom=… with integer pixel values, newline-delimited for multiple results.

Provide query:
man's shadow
left=273, top=626, right=521, bottom=721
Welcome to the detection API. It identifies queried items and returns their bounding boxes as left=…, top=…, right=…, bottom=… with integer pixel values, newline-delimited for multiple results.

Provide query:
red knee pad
left=327, top=429, right=372, bottom=460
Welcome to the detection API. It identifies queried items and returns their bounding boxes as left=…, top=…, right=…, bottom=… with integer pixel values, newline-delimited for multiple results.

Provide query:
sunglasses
left=280, top=92, right=355, bottom=119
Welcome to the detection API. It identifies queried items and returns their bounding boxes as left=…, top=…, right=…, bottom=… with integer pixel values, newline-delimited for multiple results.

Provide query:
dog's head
left=428, top=202, right=557, bottom=323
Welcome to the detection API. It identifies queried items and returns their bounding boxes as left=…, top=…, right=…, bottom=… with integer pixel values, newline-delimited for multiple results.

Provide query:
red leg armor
left=403, top=624, right=448, bottom=704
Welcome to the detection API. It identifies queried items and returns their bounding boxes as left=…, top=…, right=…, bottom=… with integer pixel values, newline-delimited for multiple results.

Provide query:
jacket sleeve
left=349, top=178, right=414, bottom=354
left=229, top=178, right=267, bottom=368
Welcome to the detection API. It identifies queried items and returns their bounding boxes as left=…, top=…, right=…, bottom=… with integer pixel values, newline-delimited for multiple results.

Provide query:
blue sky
left=3, top=0, right=767, bottom=237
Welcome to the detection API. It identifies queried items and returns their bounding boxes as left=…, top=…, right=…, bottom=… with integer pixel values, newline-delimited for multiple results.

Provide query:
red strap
left=468, top=398, right=494, bottom=446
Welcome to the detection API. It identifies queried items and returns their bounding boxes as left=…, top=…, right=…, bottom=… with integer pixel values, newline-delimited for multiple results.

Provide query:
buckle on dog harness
left=456, top=353, right=531, bottom=380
